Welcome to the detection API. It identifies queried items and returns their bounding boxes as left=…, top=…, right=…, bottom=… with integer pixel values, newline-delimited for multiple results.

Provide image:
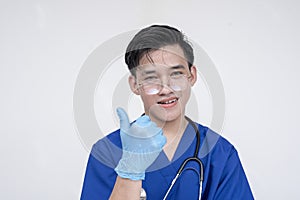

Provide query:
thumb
left=116, top=107, right=130, bottom=130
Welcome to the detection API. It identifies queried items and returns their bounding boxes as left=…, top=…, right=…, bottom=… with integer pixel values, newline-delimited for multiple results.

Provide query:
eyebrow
left=170, top=65, right=186, bottom=70
left=141, top=69, right=156, bottom=75
left=139, top=64, right=186, bottom=75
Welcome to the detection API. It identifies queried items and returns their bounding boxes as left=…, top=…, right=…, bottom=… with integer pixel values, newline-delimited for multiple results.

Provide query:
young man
left=81, top=25, right=254, bottom=199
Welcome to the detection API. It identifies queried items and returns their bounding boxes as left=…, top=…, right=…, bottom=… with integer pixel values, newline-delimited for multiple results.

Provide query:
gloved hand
left=115, top=107, right=166, bottom=180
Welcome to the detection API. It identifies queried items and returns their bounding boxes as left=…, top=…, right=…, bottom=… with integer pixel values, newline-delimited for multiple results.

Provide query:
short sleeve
left=80, top=154, right=117, bottom=200
left=214, top=148, right=254, bottom=200
left=81, top=134, right=122, bottom=200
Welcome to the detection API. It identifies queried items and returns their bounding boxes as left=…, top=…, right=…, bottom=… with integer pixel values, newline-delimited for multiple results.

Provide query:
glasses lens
left=142, top=84, right=160, bottom=95
left=138, top=72, right=190, bottom=95
left=169, top=76, right=189, bottom=91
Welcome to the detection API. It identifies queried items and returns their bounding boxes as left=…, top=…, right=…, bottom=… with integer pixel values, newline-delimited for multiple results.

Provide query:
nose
left=158, top=76, right=173, bottom=94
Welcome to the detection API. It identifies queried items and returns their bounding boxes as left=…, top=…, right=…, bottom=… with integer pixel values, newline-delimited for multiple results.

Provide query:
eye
left=170, top=71, right=184, bottom=78
left=143, top=75, right=159, bottom=82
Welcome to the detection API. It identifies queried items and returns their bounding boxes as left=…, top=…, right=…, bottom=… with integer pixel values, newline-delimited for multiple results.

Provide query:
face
left=129, top=44, right=197, bottom=125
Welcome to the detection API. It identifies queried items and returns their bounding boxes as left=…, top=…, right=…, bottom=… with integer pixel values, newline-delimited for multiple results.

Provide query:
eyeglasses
left=136, top=71, right=192, bottom=95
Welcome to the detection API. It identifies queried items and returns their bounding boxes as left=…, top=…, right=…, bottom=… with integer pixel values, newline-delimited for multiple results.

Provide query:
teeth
left=159, top=99, right=177, bottom=104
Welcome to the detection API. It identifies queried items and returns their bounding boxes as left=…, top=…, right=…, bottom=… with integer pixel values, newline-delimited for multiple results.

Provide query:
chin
left=166, top=110, right=184, bottom=122
left=145, top=101, right=186, bottom=124
left=152, top=108, right=183, bottom=124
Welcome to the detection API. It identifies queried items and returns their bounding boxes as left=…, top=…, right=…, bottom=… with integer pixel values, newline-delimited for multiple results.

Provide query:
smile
left=157, top=98, right=178, bottom=107
left=158, top=99, right=177, bottom=104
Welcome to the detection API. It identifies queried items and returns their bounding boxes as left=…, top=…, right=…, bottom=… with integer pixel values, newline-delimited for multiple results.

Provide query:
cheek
left=179, top=88, right=191, bottom=105
left=141, top=95, right=156, bottom=108
left=141, top=95, right=166, bottom=118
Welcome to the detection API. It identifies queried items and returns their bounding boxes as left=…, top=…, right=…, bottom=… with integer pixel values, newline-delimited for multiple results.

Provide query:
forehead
left=138, top=44, right=188, bottom=69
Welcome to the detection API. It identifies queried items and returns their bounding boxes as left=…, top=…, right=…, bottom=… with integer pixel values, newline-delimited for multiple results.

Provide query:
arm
left=109, top=177, right=142, bottom=200
left=81, top=154, right=141, bottom=200
left=109, top=108, right=165, bottom=199
left=81, top=141, right=142, bottom=200
left=81, top=108, right=165, bottom=199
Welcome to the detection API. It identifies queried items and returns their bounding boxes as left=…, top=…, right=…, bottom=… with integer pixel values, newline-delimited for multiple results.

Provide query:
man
left=81, top=25, right=254, bottom=199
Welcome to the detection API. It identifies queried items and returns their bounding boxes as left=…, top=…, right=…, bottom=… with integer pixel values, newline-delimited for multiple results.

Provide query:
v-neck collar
left=142, top=122, right=200, bottom=199
left=147, top=122, right=197, bottom=174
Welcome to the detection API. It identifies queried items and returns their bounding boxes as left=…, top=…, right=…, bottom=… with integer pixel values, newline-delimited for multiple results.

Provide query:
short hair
left=125, top=25, right=194, bottom=75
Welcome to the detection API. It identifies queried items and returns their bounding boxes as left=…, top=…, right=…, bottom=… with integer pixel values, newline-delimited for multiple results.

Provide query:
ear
left=128, top=75, right=140, bottom=95
left=189, top=65, right=197, bottom=86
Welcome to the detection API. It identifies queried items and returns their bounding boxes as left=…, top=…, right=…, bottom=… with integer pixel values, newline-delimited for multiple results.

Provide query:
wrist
left=115, top=168, right=145, bottom=180
left=110, top=176, right=142, bottom=200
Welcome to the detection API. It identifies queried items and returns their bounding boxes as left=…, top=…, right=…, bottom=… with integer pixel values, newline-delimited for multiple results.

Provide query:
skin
left=110, top=44, right=197, bottom=200
left=129, top=44, right=197, bottom=157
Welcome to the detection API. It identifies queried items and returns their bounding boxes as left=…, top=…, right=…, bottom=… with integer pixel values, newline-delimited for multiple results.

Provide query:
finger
left=116, top=107, right=130, bottom=129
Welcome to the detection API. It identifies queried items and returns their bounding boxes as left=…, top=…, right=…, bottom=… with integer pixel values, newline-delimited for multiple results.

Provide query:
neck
left=153, top=115, right=188, bottom=161
left=149, top=113, right=186, bottom=133
left=162, top=116, right=187, bottom=137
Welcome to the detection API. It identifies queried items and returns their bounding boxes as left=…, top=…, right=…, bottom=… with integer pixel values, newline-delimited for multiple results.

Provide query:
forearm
left=109, top=176, right=142, bottom=200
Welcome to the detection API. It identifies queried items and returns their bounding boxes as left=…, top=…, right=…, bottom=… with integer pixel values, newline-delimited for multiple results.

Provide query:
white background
left=1, top=0, right=299, bottom=199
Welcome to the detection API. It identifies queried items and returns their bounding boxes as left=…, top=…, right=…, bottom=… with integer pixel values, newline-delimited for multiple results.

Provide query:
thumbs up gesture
left=115, top=107, right=166, bottom=180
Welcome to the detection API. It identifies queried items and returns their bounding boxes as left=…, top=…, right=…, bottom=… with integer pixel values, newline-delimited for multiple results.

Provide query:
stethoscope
left=140, top=116, right=204, bottom=200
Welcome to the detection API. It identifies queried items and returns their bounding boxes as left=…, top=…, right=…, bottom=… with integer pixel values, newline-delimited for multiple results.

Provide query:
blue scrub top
left=81, top=123, right=254, bottom=200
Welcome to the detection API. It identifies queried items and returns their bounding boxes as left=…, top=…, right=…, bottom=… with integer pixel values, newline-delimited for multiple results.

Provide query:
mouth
left=157, top=97, right=178, bottom=108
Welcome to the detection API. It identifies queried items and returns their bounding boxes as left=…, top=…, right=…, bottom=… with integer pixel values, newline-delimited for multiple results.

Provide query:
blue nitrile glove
left=115, top=107, right=166, bottom=180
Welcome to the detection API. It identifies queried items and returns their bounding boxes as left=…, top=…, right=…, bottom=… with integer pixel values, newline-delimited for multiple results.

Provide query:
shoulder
left=93, top=129, right=122, bottom=150
left=81, top=130, right=122, bottom=199
left=90, top=129, right=122, bottom=169
left=197, top=124, right=254, bottom=199
left=197, top=123, right=236, bottom=159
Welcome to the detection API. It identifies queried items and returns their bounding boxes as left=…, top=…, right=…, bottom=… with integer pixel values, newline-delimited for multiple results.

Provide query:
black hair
left=125, top=24, right=194, bottom=75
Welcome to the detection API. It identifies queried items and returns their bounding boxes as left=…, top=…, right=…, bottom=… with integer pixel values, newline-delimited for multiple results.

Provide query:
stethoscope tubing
left=162, top=116, right=204, bottom=200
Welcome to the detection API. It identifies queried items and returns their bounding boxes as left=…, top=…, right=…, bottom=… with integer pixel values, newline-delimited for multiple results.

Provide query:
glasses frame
left=136, top=71, right=192, bottom=95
